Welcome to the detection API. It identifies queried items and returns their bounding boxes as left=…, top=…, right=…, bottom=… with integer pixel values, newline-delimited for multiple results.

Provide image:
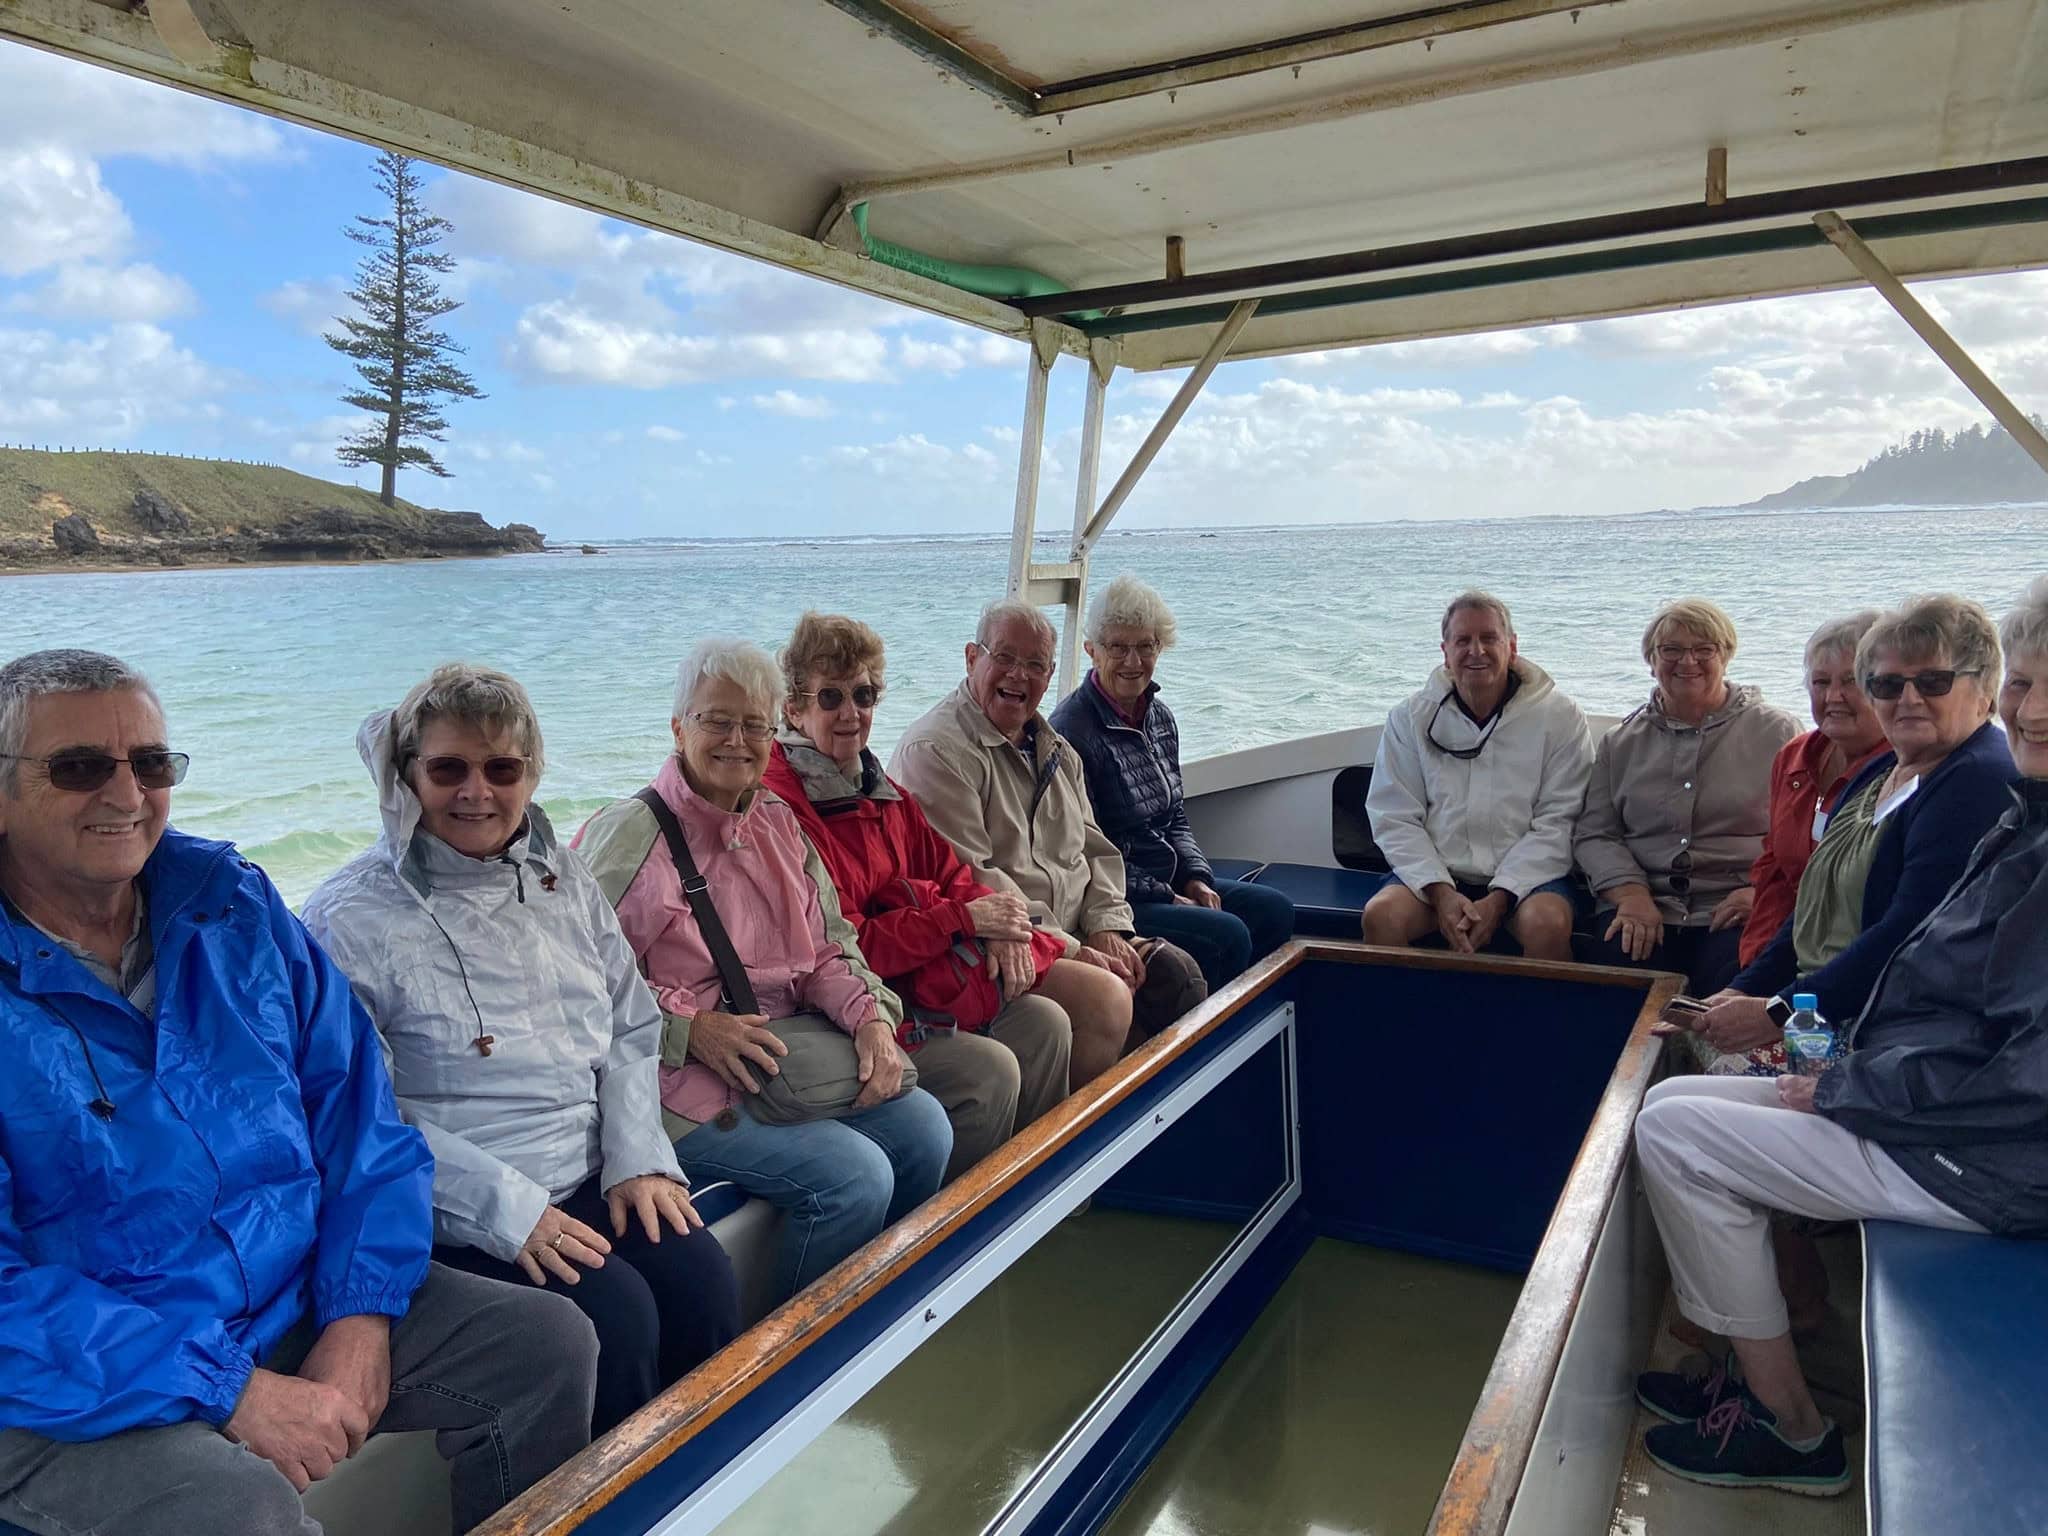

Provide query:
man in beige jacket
left=891, top=600, right=1207, bottom=1067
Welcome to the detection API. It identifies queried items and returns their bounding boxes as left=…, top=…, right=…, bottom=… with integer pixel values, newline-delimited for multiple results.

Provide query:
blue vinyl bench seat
left=1862, top=1220, right=2048, bottom=1534
left=1207, top=857, right=1267, bottom=883
left=1240, top=862, right=1392, bottom=939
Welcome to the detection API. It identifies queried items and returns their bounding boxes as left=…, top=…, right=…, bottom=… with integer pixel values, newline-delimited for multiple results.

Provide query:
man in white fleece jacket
left=1361, top=591, right=1594, bottom=960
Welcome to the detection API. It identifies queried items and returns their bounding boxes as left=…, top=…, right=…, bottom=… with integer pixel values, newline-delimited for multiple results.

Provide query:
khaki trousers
left=913, top=993, right=1073, bottom=1181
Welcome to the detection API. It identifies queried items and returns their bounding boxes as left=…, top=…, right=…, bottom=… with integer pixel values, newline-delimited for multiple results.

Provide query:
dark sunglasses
left=1423, top=691, right=1503, bottom=761
left=416, top=755, right=529, bottom=788
left=0, top=750, right=189, bottom=793
left=799, top=684, right=883, bottom=710
left=1863, top=668, right=1980, bottom=701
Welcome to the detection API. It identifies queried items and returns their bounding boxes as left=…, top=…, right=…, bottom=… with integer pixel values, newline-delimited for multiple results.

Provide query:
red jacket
left=1738, top=728, right=1888, bottom=967
left=763, top=742, right=1063, bottom=1034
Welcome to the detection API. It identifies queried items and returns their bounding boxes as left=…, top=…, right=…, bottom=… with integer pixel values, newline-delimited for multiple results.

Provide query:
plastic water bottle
left=1783, top=993, right=1834, bottom=1078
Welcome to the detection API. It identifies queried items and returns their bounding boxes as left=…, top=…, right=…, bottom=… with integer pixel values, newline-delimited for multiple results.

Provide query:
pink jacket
left=577, top=756, right=895, bottom=1127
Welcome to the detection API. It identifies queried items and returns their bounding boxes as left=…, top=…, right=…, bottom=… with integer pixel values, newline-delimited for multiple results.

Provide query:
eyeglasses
left=973, top=645, right=1053, bottom=679
left=687, top=712, right=776, bottom=742
left=797, top=685, right=883, bottom=711
left=1864, top=668, right=1980, bottom=701
left=1423, top=692, right=1503, bottom=760
left=1098, top=641, right=1160, bottom=661
left=417, top=755, right=530, bottom=788
left=0, top=750, right=189, bottom=793
left=1656, top=644, right=1721, bottom=664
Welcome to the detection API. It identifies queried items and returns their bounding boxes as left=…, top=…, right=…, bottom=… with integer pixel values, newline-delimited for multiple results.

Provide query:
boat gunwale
left=476, top=941, right=1676, bottom=1535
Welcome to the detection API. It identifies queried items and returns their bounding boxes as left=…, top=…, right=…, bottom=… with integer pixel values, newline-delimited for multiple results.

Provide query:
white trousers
left=1634, top=1075, right=1982, bottom=1339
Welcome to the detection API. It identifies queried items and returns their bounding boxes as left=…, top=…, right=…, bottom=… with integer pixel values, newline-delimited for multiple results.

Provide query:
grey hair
left=0, top=649, right=162, bottom=794
left=392, top=662, right=546, bottom=780
left=1856, top=593, right=2002, bottom=687
left=1085, top=574, right=1178, bottom=650
left=673, top=637, right=781, bottom=721
left=1803, top=609, right=1883, bottom=670
left=2002, top=575, right=2048, bottom=664
left=975, top=599, right=1057, bottom=654
left=1441, top=590, right=1514, bottom=641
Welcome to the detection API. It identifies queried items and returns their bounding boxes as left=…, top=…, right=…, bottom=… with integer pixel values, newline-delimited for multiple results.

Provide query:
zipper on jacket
left=500, top=855, right=526, bottom=903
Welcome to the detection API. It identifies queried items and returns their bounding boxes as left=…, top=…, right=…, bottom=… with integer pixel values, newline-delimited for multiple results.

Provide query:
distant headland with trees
left=1737, top=419, right=2048, bottom=510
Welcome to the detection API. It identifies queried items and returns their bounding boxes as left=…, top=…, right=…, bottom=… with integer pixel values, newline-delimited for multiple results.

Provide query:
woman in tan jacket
left=1574, top=598, right=1802, bottom=993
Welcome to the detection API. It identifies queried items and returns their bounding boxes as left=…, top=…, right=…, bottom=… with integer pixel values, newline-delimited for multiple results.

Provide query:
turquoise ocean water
left=3, top=505, right=2041, bottom=907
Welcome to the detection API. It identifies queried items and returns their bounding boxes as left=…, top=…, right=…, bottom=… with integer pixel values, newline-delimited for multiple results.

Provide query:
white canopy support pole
left=1005, top=322, right=1061, bottom=598
left=1815, top=210, right=2048, bottom=477
left=1077, top=299, right=1258, bottom=556
left=1054, top=340, right=1116, bottom=696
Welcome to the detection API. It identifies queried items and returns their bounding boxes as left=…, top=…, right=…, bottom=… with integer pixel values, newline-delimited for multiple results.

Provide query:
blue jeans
left=673, top=1088, right=953, bottom=1301
left=1131, top=877, right=1298, bottom=992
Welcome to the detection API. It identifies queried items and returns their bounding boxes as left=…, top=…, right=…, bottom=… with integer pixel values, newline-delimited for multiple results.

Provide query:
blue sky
left=5, top=44, right=2047, bottom=542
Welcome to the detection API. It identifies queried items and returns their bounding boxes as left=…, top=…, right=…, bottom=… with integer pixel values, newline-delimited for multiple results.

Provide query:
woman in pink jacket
left=578, top=639, right=951, bottom=1302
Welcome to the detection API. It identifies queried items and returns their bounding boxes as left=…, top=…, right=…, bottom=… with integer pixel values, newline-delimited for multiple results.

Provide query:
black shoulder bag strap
left=634, top=787, right=759, bottom=1015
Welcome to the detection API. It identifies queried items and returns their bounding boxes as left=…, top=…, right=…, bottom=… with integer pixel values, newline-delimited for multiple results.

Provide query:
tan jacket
left=889, top=680, right=1135, bottom=945
left=1574, top=683, right=1802, bottom=925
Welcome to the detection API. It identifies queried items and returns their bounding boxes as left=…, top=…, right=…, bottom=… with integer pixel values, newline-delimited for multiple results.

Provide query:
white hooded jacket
left=1366, top=658, right=1594, bottom=899
left=302, top=711, right=681, bottom=1262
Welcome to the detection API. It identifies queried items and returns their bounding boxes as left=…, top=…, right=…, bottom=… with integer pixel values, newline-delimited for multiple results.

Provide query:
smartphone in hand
left=1659, top=994, right=1710, bottom=1027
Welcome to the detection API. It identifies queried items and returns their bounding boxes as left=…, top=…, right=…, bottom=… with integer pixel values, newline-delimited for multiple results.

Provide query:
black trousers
left=436, top=1175, right=741, bottom=1436
left=1577, top=921, right=1744, bottom=998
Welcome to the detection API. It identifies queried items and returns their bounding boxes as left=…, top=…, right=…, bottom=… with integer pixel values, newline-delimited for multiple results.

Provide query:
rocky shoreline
left=0, top=492, right=545, bottom=573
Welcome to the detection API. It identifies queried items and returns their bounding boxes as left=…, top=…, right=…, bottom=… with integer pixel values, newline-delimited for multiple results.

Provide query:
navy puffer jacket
left=1049, top=673, right=1211, bottom=904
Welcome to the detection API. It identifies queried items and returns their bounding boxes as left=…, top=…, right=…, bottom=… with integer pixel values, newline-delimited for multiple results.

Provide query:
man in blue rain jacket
left=0, top=650, right=598, bottom=1535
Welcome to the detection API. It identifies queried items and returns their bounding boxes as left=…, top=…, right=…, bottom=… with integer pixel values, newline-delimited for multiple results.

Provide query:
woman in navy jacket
left=1679, top=595, right=2017, bottom=1062
left=1048, top=575, right=1295, bottom=992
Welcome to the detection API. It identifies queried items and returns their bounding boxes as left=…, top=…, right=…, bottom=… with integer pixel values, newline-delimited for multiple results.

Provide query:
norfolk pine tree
left=325, top=150, right=483, bottom=506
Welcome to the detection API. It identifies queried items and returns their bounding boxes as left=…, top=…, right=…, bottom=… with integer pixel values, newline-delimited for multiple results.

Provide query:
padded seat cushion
left=689, top=1178, right=749, bottom=1227
left=1863, top=1220, right=2048, bottom=1534
left=1207, top=857, right=1266, bottom=882
left=1245, top=863, right=1392, bottom=938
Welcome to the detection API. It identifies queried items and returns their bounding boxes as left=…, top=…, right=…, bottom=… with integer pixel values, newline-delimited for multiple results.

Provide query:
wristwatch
left=1764, top=995, right=1795, bottom=1029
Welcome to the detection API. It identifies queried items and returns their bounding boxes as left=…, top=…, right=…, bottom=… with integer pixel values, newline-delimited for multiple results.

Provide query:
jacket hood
left=772, top=729, right=899, bottom=804
left=1643, top=681, right=1767, bottom=731
left=354, top=708, right=560, bottom=899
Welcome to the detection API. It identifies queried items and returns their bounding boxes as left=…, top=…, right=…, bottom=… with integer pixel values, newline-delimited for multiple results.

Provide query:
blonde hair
left=392, top=662, right=545, bottom=780
left=781, top=612, right=886, bottom=703
left=1857, top=594, right=2001, bottom=684
left=1642, top=598, right=1739, bottom=665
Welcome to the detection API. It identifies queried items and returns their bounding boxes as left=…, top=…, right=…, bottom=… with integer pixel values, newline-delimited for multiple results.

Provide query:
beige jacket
left=889, top=680, right=1135, bottom=946
left=1574, top=683, right=1802, bottom=925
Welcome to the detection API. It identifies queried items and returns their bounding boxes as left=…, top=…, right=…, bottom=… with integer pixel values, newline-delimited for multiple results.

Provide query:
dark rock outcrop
left=51, top=513, right=98, bottom=554
left=130, top=489, right=192, bottom=534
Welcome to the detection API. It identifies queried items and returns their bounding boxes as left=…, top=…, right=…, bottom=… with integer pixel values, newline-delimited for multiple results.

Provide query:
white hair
left=2003, top=575, right=2048, bottom=665
left=975, top=599, right=1056, bottom=653
left=1441, top=590, right=1513, bottom=641
left=1803, top=609, right=1882, bottom=670
left=1085, top=573, right=1178, bottom=651
left=673, top=637, right=781, bottom=720
left=0, top=649, right=162, bottom=794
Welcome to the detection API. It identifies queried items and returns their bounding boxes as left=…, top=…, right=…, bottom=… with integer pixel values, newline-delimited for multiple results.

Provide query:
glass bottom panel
left=711, top=1207, right=1238, bottom=1536
left=1101, top=1240, right=1524, bottom=1536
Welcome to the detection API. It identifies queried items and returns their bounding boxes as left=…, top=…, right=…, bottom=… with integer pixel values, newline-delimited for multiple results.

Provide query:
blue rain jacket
left=0, top=830, right=433, bottom=1439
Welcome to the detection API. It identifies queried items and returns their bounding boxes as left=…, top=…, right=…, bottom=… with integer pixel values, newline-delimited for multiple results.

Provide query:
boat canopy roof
left=10, top=0, right=2048, bottom=367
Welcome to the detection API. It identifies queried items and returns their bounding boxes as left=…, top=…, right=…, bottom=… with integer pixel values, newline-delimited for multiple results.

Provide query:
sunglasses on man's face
left=0, top=750, right=190, bottom=793
left=799, top=684, right=883, bottom=711
left=417, top=755, right=529, bottom=788
left=1863, top=668, right=1979, bottom=701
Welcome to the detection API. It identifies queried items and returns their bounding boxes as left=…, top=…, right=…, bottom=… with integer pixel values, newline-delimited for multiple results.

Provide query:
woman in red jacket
left=764, top=613, right=1132, bottom=1182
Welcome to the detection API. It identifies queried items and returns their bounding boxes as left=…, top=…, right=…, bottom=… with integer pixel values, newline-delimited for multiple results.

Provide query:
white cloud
left=258, top=277, right=349, bottom=337
left=0, top=146, right=131, bottom=277
left=284, top=412, right=380, bottom=467
left=0, top=323, right=225, bottom=439
left=898, top=333, right=1020, bottom=373
left=646, top=424, right=686, bottom=441
left=822, top=432, right=1005, bottom=482
left=0, top=49, right=287, bottom=166
left=510, top=300, right=892, bottom=386
left=12, top=261, right=196, bottom=323
left=751, top=389, right=833, bottom=418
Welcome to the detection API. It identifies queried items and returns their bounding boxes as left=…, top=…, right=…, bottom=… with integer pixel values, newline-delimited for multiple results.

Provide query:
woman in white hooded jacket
left=304, top=663, right=738, bottom=1437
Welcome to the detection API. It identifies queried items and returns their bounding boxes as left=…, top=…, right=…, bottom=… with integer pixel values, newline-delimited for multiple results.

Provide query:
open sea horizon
left=4, top=503, right=2041, bottom=907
